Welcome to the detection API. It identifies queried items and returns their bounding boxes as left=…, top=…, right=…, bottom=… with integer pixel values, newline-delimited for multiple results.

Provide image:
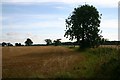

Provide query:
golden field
left=2, top=46, right=85, bottom=78
left=2, top=46, right=119, bottom=79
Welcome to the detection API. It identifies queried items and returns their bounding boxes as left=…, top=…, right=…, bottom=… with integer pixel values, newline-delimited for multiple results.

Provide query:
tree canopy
left=25, top=38, right=33, bottom=46
left=2, top=42, right=7, bottom=46
left=53, top=39, right=61, bottom=46
left=45, top=39, right=52, bottom=45
left=64, top=4, right=102, bottom=48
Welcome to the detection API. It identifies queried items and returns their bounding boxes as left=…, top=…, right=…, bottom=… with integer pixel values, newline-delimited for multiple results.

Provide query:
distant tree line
left=2, top=42, right=13, bottom=46
left=15, top=43, right=24, bottom=46
left=44, top=39, right=62, bottom=46
left=44, top=38, right=120, bottom=46
left=1, top=38, right=120, bottom=47
left=2, top=4, right=120, bottom=48
left=61, top=41, right=120, bottom=46
left=1, top=42, right=24, bottom=47
left=101, top=41, right=120, bottom=45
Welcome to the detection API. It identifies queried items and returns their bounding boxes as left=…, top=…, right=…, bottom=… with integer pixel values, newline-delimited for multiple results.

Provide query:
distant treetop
left=25, top=38, right=33, bottom=46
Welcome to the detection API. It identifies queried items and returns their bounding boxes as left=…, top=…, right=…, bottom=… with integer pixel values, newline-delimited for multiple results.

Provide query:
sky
left=1, top=0, right=119, bottom=44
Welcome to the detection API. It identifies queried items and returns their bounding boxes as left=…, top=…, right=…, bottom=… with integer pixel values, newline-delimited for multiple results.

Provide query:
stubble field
left=2, top=45, right=119, bottom=79
left=2, top=46, right=85, bottom=78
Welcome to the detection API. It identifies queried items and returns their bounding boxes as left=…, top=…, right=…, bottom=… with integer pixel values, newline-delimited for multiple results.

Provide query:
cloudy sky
left=1, top=0, right=119, bottom=44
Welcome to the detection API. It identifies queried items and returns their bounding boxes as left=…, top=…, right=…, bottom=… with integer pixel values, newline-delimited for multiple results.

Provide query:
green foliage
left=96, top=58, right=120, bottom=80
left=64, top=4, right=102, bottom=48
left=100, top=38, right=109, bottom=45
left=92, top=47, right=120, bottom=80
left=54, top=72, right=76, bottom=79
left=45, top=39, right=52, bottom=45
left=87, top=47, right=119, bottom=79
left=2, top=42, right=7, bottom=46
left=88, top=47, right=118, bottom=56
left=53, top=39, right=61, bottom=46
left=69, top=47, right=119, bottom=79
left=25, top=38, right=33, bottom=46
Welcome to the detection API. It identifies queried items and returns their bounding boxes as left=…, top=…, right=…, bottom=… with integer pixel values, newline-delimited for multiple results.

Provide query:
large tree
left=64, top=4, right=102, bottom=48
left=25, top=38, right=33, bottom=46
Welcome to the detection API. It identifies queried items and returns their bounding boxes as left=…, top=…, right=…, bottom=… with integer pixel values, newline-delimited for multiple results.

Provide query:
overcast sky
left=1, top=0, right=119, bottom=44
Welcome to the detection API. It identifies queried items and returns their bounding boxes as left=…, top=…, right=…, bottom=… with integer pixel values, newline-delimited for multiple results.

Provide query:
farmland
left=2, top=46, right=85, bottom=78
left=2, top=46, right=120, bottom=79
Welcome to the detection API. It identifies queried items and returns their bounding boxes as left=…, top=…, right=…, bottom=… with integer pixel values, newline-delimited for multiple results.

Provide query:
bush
left=93, top=47, right=120, bottom=80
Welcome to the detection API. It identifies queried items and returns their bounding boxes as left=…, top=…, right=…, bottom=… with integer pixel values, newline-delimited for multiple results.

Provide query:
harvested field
left=2, top=46, right=119, bottom=79
left=2, top=46, right=85, bottom=78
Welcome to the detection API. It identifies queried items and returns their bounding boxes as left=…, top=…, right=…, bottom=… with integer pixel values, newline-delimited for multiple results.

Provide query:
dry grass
left=99, top=45, right=119, bottom=48
left=2, top=46, right=85, bottom=78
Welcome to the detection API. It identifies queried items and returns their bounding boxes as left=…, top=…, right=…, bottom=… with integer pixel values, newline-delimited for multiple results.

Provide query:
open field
left=2, top=46, right=85, bottom=78
left=2, top=46, right=120, bottom=79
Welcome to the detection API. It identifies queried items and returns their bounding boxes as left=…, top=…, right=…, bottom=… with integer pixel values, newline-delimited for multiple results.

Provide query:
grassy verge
left=58, top=46, right=120, bottom=79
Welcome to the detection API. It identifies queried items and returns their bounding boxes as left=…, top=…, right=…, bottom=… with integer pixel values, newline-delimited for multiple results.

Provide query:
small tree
left=45, top=39, right=52, bottom=45
left=15, top=43, right=22, bottom=46
left=100, top=38, right=108, bottom=45
left=64, top=4, right=102, bottom=48
left=2, top=42, right=7, bottom=47
left=25, top=38, right=33, bottom=46
left=54, top=39, right=61, bottom=46
left=7, top=43, right=13, bottom=46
